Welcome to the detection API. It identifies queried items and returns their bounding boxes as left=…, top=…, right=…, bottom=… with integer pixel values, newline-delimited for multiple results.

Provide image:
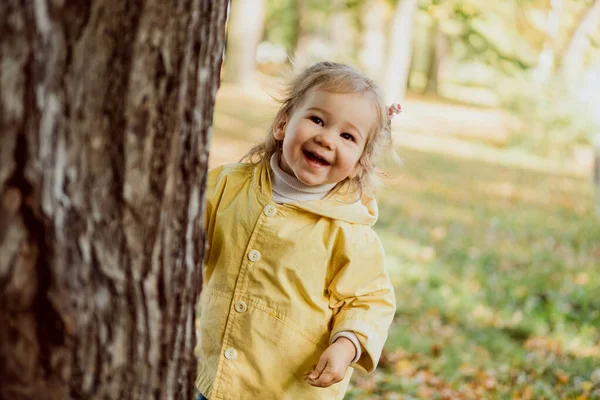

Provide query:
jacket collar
left=253, top=161, right=378, bottom=226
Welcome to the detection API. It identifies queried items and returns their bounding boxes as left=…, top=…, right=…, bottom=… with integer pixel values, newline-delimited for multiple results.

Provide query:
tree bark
left=0, top=1, right=228, bottom=399
left=383, top=0, right=418, bottom=103
left=222, top=0, right=265, bottom=87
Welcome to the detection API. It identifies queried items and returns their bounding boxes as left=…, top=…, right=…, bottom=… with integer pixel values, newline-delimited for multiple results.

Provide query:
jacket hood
left=258, top=161, right=379, bottom=226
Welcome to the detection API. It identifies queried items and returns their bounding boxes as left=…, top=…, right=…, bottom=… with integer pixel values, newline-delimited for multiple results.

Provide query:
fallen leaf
left=431, top=343, right=442, bottom=358
left=394, top=359, right=416, bottom=376
left=555, top=370, right=569, bottom=384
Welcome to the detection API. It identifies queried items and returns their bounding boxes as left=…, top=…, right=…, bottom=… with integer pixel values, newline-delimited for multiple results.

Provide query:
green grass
left=212, top=87, right=600, bottom=399
left=349, top=150, right=600, bottom=399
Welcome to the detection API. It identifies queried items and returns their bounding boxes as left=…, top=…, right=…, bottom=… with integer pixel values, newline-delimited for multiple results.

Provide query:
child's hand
left=304, top=337, right=356, bottom=388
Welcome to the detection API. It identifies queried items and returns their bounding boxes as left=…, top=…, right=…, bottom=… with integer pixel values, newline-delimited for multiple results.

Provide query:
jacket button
left=234, top=301, right=247, bottom=313
left=224, top=347, right=237, bottom=360
left=263, top=204, right=276, bottom=217
left=248, top=249, right=261, bottom=262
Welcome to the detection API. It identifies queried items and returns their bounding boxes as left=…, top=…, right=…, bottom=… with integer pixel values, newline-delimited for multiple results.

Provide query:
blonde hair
left=243, top=61, right=395, bottom=195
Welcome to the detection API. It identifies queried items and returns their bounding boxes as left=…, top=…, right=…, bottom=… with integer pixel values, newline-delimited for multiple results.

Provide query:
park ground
left=208, top=83, right=600, bottom=400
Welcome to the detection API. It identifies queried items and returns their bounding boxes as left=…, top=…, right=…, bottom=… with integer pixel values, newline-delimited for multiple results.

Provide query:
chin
left=299, top=178, right=320, bottom=186
left=297, top=174, right=324, bottom=187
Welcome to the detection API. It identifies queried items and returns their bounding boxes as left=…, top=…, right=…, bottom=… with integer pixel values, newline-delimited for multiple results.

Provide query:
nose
left=314, top=132, right=335, bottom=150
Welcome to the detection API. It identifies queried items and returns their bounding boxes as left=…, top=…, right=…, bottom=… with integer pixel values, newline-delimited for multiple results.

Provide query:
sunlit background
left=209, top=0, right=600, bottom=398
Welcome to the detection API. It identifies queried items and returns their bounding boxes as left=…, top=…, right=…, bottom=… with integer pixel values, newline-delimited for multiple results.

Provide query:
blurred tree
left=293, top=0, right=312, bottom=66
left=223, top=0, right=266, bottom=86
left=293, top=0, right=341, bottom=67
left=560, top=0, right=600, bottom=86
left=423, top=2, right=450, bottom=94
left=330, top=0, right=357, bottom=62
left=451, top=2, right=533, bottom=72
left=413, top=0, right=533, bottom=93
left=595, top=134, right=600, bottom=216
left=384, top=0, right=419, bottom=102
left=358, top=0, right=387, bottom=80
left=512, top=0, right=600, bottom=80
left=533, top=0, right=562, bottom=83
left=263, top=0, right=368, bottom=69
left=264, top=0, right=298, bottom=53
left=424, top=24, right=449, bottom=94
left=0, top=1, right=227, bottom=399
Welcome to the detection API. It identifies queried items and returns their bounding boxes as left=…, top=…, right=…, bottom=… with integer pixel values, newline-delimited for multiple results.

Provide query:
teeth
left=313, top=154, right=326, bottom=164
left=304, top=150, right=329, bottom=165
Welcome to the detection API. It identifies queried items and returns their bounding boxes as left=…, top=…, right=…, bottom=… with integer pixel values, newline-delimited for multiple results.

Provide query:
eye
left=309, top=116, right=324, bottom=126
left=341, top=132, right=355, bottom=142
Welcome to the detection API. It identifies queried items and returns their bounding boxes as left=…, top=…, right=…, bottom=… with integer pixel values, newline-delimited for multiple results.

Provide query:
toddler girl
left=196, top=61, right=398, bottom=400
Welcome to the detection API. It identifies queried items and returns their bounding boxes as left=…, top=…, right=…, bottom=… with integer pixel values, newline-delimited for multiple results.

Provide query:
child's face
left=273, top=90, right=376, bottom=186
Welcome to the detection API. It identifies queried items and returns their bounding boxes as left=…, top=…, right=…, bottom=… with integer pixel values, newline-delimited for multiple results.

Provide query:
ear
left=273, top=117, right=287, bottom=141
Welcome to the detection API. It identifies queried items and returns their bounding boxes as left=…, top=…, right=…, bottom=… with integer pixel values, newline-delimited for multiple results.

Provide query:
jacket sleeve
left=327, top=225, right=396, bottom=373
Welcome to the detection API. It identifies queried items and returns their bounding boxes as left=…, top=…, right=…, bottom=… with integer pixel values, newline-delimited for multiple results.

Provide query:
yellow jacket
left=195, top=162, right=396, bottom=400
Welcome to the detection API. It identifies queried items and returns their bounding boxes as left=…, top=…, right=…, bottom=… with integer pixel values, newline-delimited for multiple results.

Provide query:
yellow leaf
left=582, top=381, right=593, bottom=392
left=555, top=370, right=569, bottom=384
left=394, top=359, right=416, bottom=376
left=458, top=364, right=477, bottom=376
left=427, top=308, right=440, bottom=317
left=522, top=386, right=534, bottom=400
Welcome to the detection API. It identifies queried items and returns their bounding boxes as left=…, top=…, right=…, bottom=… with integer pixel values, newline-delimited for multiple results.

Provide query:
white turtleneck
left=269, top=153, right=337, bottom=204
left=268, top=153, right=363, bottom=363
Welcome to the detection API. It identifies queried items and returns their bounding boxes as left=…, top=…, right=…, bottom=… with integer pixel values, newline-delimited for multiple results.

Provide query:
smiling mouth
left=302, top=150, right=330, bottom=166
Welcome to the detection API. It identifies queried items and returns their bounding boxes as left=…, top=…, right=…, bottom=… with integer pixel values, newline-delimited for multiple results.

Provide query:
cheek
left=282, top=136, right=300, bottom=162
left=339, top=148, right=362, bottom=171
left=294, top=121, right=312, bottom=138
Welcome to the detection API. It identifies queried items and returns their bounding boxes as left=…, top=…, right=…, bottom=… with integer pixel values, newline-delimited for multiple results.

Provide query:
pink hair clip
left=387, top=103, right=402, bottom=120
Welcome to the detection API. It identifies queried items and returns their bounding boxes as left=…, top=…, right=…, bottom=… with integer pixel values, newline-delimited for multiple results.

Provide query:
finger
left=303, top=365, right=316, bottom=377
left=314, top=367, right=338, bottom=387
left=310, top=374, right=336, bottom=388
left=307, top=358, right=328, bottom=381
left=305, top=374, right=335, bottom=388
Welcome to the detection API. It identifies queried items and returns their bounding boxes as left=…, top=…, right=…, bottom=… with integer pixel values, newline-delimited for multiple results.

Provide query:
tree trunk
left=594, top=134, right=600, bottom=218
left=0, top=1, right=228, bottom=399
left=222, top=0, right=265, bottom=87
left=560, top=0, right=600, bottom=86
left=424, top=20, right=448, bottom=95
left=358, top=0, right=387, bottom=81
left=329, top=0, right=355, bottom=63
left=383, top=0, right=418, bottom=103
left=293, top=0, right=313, bottom=68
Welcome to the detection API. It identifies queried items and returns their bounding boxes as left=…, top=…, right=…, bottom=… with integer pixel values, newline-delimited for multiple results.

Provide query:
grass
left=351, top=151, right=600, bottom=399
left=210, top=85, right=600, bottom=399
